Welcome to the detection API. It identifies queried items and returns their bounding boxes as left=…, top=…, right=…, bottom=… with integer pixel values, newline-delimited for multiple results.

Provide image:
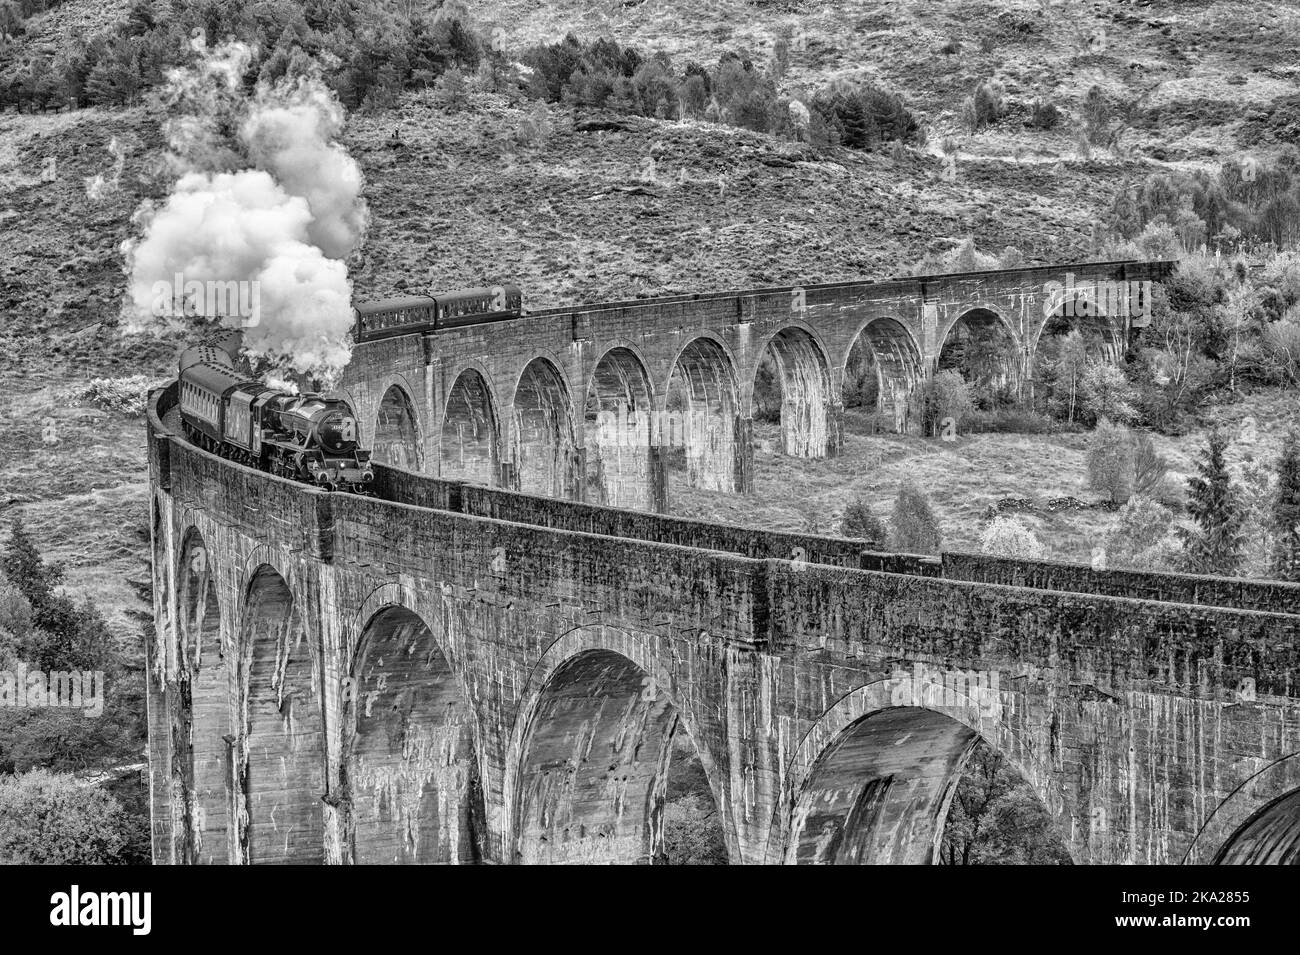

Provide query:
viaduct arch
left=339, top=260, right=1169, bottom=512
left=146, top=372, right=1300, bottom=865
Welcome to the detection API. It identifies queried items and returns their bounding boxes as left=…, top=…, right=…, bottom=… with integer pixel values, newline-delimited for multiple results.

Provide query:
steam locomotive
left=177, top=340, right=374, bottom=493
left=353, top=285, right=523, bottom=342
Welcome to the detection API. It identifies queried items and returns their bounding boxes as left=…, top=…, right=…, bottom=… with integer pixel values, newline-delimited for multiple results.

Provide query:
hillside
left=1, top=0, right=1298, bottom=638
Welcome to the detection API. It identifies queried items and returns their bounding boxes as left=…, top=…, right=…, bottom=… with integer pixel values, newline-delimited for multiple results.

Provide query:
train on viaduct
left=144, top=260, right=1300, bottom=864
left=338, top=259, right=1172, bottom=511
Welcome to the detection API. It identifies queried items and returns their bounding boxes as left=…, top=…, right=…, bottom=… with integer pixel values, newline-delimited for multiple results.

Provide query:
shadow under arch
left=1185, top=753, right=1300, bottom=865
left=842, top=316, right=923, bottom=433
left=768, top=675, right=1072, bottom=865
left=440, top=366, right=500, bottom=486
left=241, top=563, right=325, bottom=864
left=752, top=324, right=836, bottom=458
left=585, top=345, right=658, bottom=510
left=373, top=380, right=423, bottom=471
left=1031, top=299, right=1123, bottom=367
left=663, top=334, right=741, bottom=493
left=507, top=626, right=729, bottom=865
left=937, top=306, right=1022, bottom=400
left=177, top=527, right=229, bottom=864
left=509, top=355, right=581, bottom=499
left=343, top=603, right=484, bottom=864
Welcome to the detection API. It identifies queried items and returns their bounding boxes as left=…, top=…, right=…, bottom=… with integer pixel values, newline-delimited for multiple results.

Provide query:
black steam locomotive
left=177, top=340, right=374, bottom=493
left=353, top=284, right=523, bottom=342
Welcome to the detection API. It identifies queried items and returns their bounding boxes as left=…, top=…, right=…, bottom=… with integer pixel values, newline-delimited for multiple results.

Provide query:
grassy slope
left=674, top=390, right=1293, bottom=566
left=1, top=0, right=1298, bottom=639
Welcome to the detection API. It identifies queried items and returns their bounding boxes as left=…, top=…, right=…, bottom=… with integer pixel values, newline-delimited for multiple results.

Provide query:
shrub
left=1261, top=319, right=1300, bottom=386
left=968, top=408, right=1054, bottom=434
left=840, top=500, right=888, bottom=544
left=968, top=81, right=1004, bottom=131
left=980, top=516, right=1046, bottom=559
left=0, top=770, right=139, bottom=864
left=913, top=236, right=1000, bottom=275
left=433, top=67, right=468, bottom=108
left=74, top=375, right=161, bottom=416
left=1082, top=85, right=1111, bottom=145
left=751, top=355, right=782, bottom=424
left=1102, top=497, right=1178, bottom=570
left=513, top=101, right=551, bottom=145
left=1029, top=97, right=1059, bottom=129
left=890, top=485, right=942, bottom=554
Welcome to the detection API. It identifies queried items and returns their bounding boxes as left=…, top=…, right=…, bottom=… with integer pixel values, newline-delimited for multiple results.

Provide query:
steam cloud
left=121, top=39, right=368, bottom=387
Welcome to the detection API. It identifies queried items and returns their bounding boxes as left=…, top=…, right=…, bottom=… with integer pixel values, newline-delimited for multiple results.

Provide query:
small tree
left=1178, top=430, right=1246, bottom=576
left=1271, top=430, right=1300, bottom=581
left=1132, top=430, right=1169, bottom=497
left=433, top=67, right=468, bottom=108
left=1087, top=419, right=1135, bottom=504
left=1080, top=362, right=1138, bottom=424
left=1222, top=282, right=1263, bottom=393
left=1102, top=497, right=1177, bottom=570
left=910, top=370, right=975, bottom=437
left=1049, top=330, right=1089, bottom=424
left=840, top=499, right=888, bottom=545
left=890, top=485, right=942, bottom=554
left=980, top=516, right=1046, bottom=559
left=967, top=81, right=1004, bottom=131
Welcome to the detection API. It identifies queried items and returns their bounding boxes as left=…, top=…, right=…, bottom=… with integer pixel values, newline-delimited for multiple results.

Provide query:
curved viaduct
left=146, top=383, right=1300, bottom=865
left=344, top=259, right=1172, bottom=511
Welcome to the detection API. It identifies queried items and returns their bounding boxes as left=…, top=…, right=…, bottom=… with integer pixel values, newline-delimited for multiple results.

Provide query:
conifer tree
left=840, top=499, right=888, bottom=545
left=1178, top=430, right=1245, bottom=575
left=890, top=485, right=943, bottom=555
left=1, top=518, right=61, bottom=614
left=1271, top=430, right=1300, bottom=581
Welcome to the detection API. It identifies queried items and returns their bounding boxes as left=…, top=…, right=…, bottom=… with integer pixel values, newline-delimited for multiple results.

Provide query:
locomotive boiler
left=177, top=341, right=374, bottom=493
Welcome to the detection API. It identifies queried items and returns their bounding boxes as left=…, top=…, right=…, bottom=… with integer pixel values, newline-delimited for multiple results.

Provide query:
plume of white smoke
left=121, top=38, right=367, bottom=387
left=242, top=80, right=367, bottom=260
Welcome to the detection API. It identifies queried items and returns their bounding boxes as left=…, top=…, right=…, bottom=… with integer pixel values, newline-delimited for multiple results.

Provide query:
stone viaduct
left=146, top=381, right=1300, bottom=865
left=338, top=259, right=1171, bottom=512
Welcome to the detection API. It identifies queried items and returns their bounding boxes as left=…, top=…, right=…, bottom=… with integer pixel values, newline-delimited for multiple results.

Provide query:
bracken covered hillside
left=1, top=0, right=1298, bottom=635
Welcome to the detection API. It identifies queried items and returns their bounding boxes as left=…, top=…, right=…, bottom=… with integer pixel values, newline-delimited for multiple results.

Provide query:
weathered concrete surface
left=146, top=384, right=1300, bottom=866
left=337, top=260, right=1172, bottom=510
